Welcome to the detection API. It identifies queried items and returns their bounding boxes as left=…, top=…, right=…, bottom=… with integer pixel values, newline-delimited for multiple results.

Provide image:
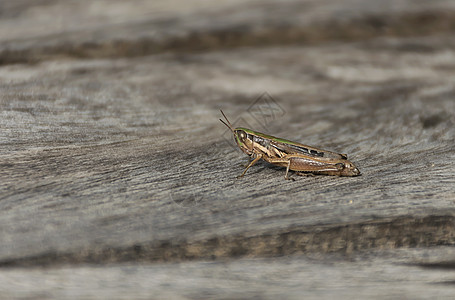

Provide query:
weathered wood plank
left=2, top=33, right=455, bottom=264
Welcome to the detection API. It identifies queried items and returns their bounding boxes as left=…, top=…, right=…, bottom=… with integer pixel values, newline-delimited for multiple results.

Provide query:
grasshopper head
left=233, top=128, right=253, bottom=154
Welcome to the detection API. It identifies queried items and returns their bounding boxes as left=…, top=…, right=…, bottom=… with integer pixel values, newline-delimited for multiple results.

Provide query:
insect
left=220, top=110, right=360, bottom=180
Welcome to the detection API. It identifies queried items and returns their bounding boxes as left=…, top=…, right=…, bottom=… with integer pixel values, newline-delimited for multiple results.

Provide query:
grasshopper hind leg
left=296, top=172, right=315, bottom=177
left=284, top=160, right=295, bottom=181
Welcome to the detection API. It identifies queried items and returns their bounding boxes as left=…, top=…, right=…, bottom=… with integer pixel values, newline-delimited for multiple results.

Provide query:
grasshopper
left=220, top=110, right=360, bottom=180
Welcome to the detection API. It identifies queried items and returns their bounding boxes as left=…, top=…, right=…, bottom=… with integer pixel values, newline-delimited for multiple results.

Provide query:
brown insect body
left=220, top=110, right=360, bottom=180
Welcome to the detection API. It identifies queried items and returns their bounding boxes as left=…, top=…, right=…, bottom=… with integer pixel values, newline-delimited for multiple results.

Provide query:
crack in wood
left=0, top=215, right=453, bottom=268
left=1, top=11, right=455, bottom=65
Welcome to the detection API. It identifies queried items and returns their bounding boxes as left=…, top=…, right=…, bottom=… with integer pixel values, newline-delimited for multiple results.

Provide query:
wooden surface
left=1, top=0, right=455, bottom=298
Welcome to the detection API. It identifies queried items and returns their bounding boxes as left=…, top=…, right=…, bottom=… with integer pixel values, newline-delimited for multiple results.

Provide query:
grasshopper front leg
left=243, top=153, right=254, bottom=167
left=238, top=154, right=262, bottom=178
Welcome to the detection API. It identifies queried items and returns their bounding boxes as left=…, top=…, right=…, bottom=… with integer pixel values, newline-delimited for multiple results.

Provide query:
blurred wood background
left=1, top=0, right=455, bottom=298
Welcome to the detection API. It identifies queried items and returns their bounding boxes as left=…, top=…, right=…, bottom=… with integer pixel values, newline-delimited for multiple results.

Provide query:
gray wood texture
left=1, top=0, right=455, bottom=298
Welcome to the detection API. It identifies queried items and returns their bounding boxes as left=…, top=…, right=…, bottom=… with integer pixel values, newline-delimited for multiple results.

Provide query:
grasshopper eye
left=238, top=131, right=246, bottom=139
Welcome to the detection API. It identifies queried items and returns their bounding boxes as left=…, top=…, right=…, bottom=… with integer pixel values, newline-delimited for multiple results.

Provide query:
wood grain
left=1, top=0, right=455, bottom=298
